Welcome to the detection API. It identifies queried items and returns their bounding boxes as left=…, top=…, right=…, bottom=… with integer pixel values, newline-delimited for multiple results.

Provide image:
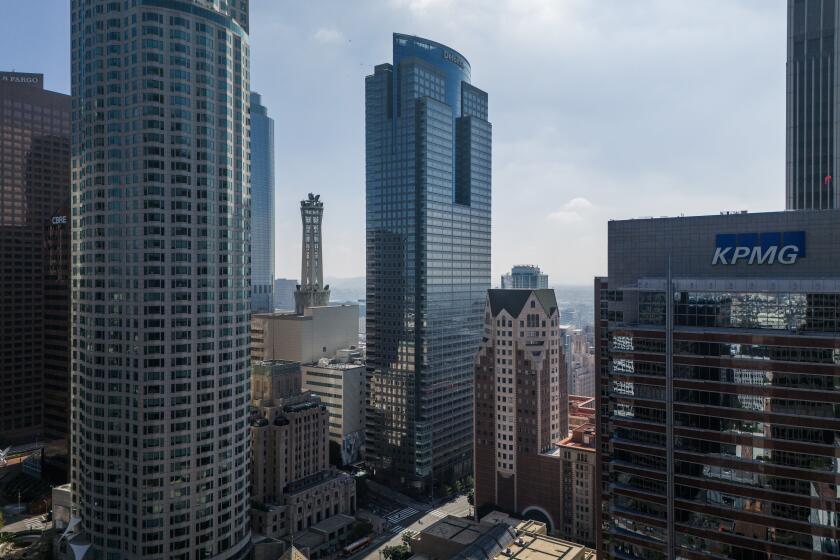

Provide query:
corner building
left=70, top=1, right=251, bottom=558
left=365, top=33, right=491, bottom=489
left=597, top=210, right=840, bottom=559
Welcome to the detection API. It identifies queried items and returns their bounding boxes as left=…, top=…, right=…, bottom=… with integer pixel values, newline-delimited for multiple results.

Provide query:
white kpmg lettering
left=713, top=244, right=800, bottom=265
left=748, top=245, right=777, bottom=265
left=729, top=246, right=751, bottom=264
left=712, top=247, right=731, bottom=265
left=777, top=245, right=799, bottom=265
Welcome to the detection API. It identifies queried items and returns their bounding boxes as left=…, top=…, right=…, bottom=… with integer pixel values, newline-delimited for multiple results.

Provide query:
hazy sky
left=0, top=0, right=786, bottom=285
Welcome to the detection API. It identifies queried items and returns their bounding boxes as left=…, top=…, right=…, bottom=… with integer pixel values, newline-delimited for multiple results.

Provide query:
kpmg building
left=250, top=91, right=275, bottom=312
left=365, top=34, right=491, bottom=489
left=596, top=210, right=840, bottom=560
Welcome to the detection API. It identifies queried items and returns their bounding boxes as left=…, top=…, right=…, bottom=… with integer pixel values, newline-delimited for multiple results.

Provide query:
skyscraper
left=250, top=91, right=274, bottom=312
left=597, top=211, right=840, bottom=559
left=69, top=1, right=251, bottom=558
left=474, top=290, right=588, bottom=542
left=294, top=193, right=329, bottom=314
left=786, top=0, right=839, bottom=210
left=0, top=72, right=70, bottom=446
left=365, top=34, right=491, bottom=489
left=500, top=264, right=548, bottom=289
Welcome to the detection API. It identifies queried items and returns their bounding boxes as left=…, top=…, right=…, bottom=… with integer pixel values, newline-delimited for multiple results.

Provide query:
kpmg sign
left=713, top=231, right=806, bottom=265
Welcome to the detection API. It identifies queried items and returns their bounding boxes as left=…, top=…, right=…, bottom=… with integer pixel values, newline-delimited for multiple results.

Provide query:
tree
left=401, top=530, right=417, bottom=546
left=454, top=479, right=465, bottom=495
left=382, top=544, right=411, bottom=560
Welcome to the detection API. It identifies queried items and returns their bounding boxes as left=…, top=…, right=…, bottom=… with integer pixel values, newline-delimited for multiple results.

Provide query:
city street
left=350, top=495, right=471, bottom=560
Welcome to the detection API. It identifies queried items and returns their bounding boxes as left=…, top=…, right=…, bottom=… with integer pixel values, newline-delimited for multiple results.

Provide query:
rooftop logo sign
left=713, top=231, right=806, bottom=265
left=443, top=50, right=464, bottom=68
left=0, top=72, right=42, bottom=87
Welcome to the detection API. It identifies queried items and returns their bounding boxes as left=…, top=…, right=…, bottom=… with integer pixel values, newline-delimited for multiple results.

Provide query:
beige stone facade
left=251, top=305, right=359, bottom=364
left=249, top=361, right=357, bottom=547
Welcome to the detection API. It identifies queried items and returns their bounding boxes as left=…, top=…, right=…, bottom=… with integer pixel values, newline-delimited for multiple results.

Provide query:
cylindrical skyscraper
left=70, top=1, right=251, bottom=558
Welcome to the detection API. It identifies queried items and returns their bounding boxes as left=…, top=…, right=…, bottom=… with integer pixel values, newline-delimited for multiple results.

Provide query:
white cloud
left=562, top=197, right=593, bottom=211
left=312, top=27, right=344, bottom=45
left=548, top=197, right=594, bottom=222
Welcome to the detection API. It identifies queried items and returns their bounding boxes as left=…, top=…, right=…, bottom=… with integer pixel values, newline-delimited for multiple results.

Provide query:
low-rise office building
left=302, top=349, right=366, bottom=465
left=408, top=515, right=594, bottom=560
left=249, top=360, right=356, bottom=550
left=251, top=305, right=359, bottom=364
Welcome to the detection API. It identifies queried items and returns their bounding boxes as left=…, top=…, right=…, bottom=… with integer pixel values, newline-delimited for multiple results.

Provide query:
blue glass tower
left=365, top=34, right=491, bottom=489
left=250, top=91, right=275, bottom=312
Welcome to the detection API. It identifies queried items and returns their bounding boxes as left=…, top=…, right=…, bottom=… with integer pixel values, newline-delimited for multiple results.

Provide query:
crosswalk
left=427, top=509, right=448, bottom=519
left=385, top=507, right=418, bottom=525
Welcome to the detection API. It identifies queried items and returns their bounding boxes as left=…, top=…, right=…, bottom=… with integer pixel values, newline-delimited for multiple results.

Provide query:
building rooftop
left=487, top=289, right=558, bottom=318
left=411, top=516, right=593, bottom=560
left=498, top=530, right=594, bottom=560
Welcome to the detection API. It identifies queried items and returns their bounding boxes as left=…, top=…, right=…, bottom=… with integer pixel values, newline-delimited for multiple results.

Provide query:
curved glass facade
left=365, top=34, right=491, bottom=488
left=70, top=1, right=251, bottom=558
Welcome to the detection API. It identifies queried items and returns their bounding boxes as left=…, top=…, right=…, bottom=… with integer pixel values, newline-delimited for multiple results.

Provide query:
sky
left=0, top=0, right=787, bottom=285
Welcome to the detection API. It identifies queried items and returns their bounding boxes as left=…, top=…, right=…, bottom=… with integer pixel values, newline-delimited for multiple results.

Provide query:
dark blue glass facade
left=365, top=34, right=491, bottom=488
left=250, top=91, right=275, bottom=312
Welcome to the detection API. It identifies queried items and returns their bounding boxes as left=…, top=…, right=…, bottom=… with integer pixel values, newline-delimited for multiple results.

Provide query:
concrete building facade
left=301, top=349, right=366, bottom=465
left=251, top=304, right=359, bottom=364
left=249, top=360, right=357, bottom=550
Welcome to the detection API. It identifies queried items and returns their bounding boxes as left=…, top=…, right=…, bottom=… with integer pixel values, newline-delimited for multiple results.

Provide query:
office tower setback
left=786, top=0, right=840, bottom=210
left=69, top=1, right=251, bottom=558
left=501, top=264, right=548, bottom=289
left=474, top=289, right=587, bottom=543
left=598, top=211, right=840, bottom=560
left=365, top=33, right=491, bottom=489
left=294, top=193, right=329, bottom=314
left=0, top=72, right=70, bottom=446
left=250, top=91, right=275, bottom=312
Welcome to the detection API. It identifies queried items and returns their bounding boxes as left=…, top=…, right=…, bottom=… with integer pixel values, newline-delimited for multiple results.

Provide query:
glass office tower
left=70, top=1, right=251, bottom=558
left=365, top=34, right=491, bottom=489
left=250, top=91, right=274, bottom=312
left=597, top=210, right=840, bottom=560
left=786, top=0, right=840, bottom=210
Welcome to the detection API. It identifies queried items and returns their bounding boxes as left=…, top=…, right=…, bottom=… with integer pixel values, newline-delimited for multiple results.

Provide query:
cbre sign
left=713, top=231, right=806, bottom=265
